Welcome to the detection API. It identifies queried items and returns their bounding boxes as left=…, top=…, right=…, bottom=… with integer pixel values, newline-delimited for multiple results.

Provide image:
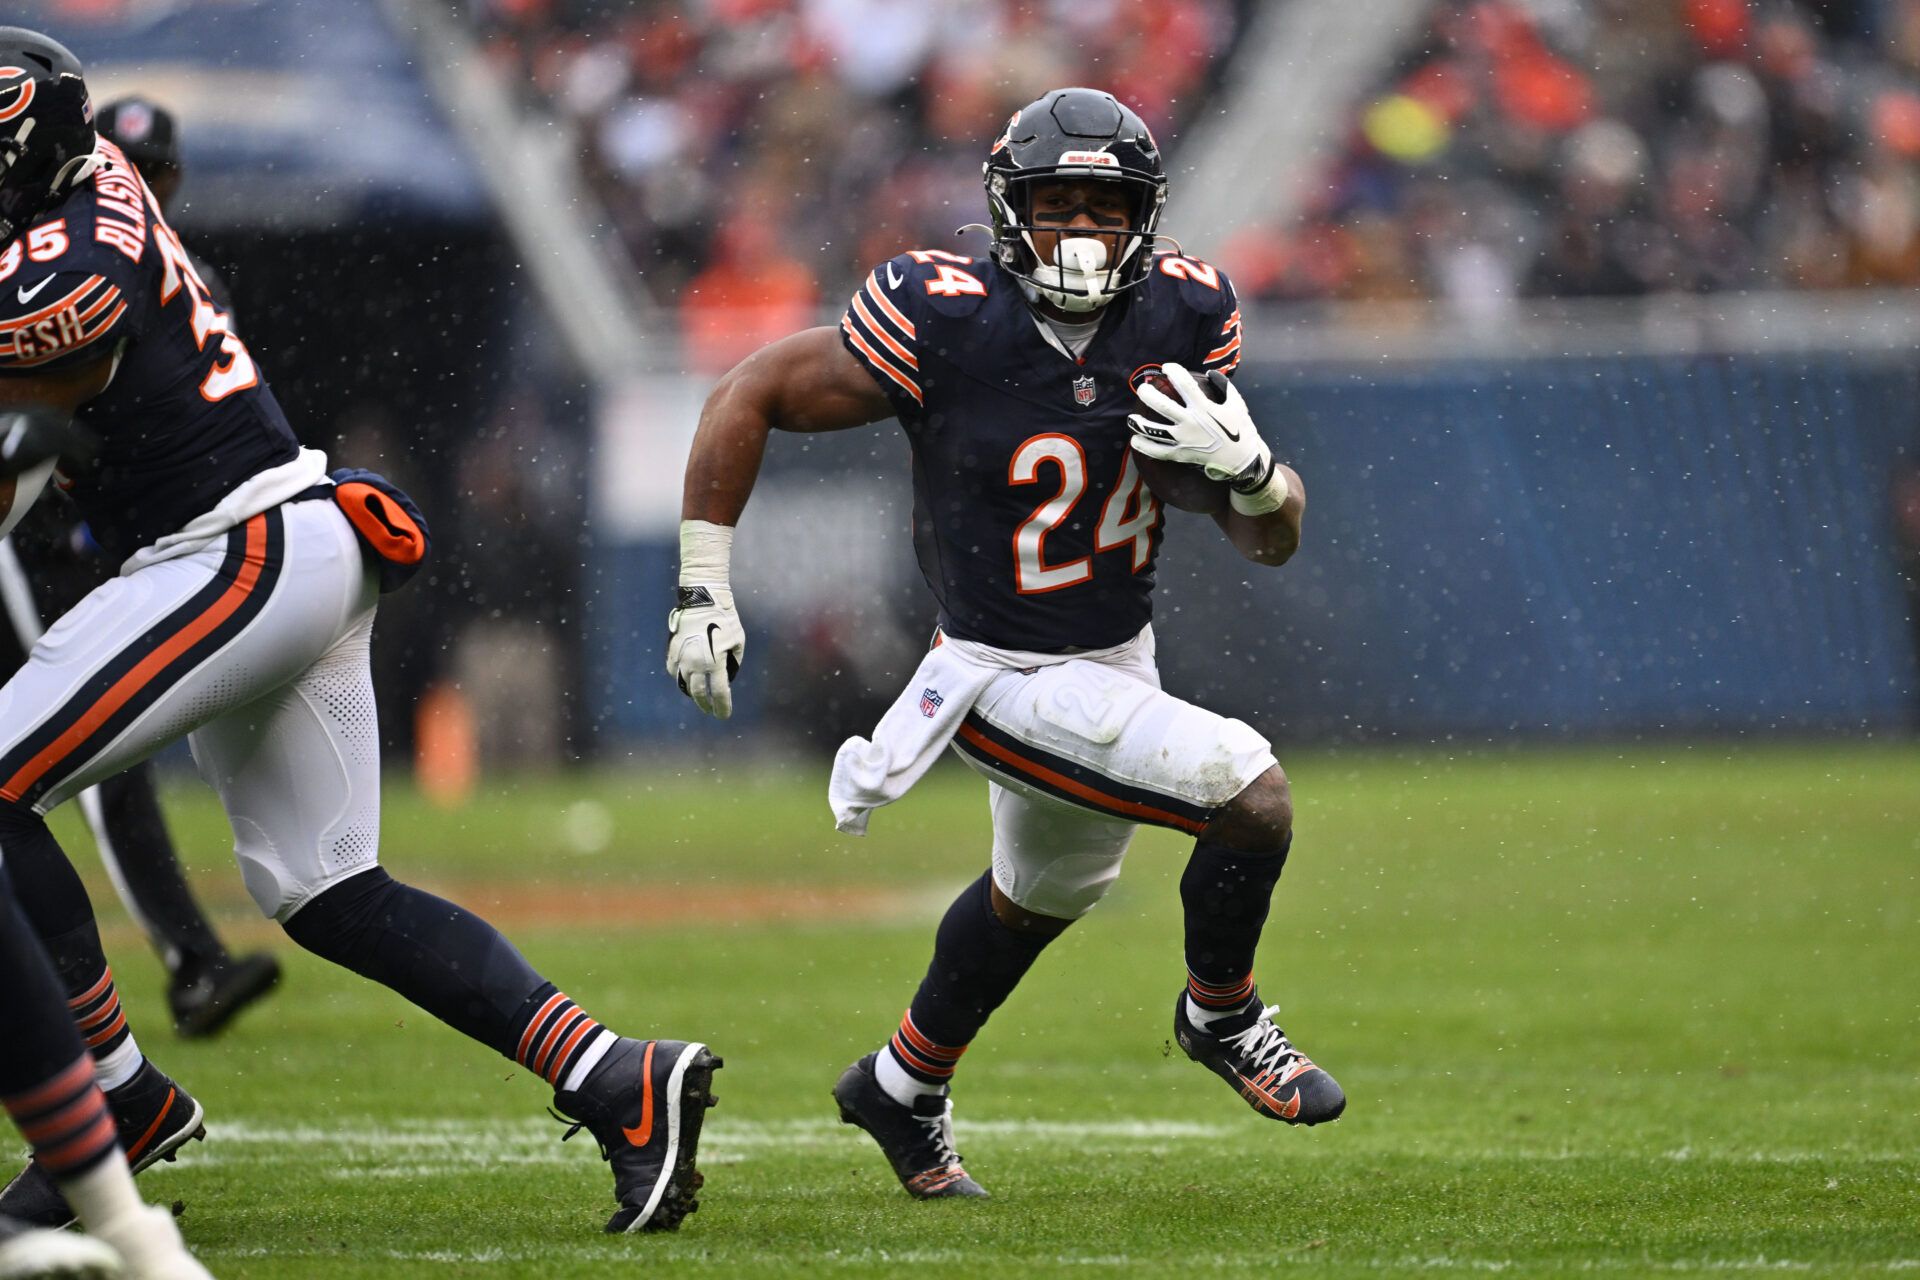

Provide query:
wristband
left=678, top=519, right=734, bottom=587
left=1229, top=463, right=1291, bottom=517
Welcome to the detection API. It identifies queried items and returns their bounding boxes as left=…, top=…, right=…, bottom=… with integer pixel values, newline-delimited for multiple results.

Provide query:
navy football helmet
left=0, top=28, right=97, bottom=250
left=982, top=88, right=1168, bottom=313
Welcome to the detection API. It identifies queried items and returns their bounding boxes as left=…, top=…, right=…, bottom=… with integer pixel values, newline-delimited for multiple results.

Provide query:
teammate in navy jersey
left=671, top=87, right=1345, bottom=1200
left=0, top=28, right=718, bottom=1235
left=0, top=93, right=282, bottom=1042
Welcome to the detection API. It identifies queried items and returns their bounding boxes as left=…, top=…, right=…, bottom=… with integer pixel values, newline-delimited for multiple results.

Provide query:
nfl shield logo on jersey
left=920, top=688, right=944, bottom=718
left=1072, top=374, right=1097, bottom=406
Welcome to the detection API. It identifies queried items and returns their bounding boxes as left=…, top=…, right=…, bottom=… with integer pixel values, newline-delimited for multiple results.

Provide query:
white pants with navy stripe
left=0, top=498, right=382, bottom=920
left=948, top=627, right=1276, bottom=919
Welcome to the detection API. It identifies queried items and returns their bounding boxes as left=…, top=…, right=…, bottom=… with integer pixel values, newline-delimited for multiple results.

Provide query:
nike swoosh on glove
left=1126, top=363, right=1273, bottom=491
left=666, top=584, right=746, bottom=718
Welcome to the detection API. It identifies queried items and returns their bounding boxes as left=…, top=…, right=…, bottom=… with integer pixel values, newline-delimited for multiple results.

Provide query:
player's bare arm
left=682, top=326, right=893, bottom=525
left=670, top=327, right=893, bottom=718
left=1211, top=460, right=1304, bottom=567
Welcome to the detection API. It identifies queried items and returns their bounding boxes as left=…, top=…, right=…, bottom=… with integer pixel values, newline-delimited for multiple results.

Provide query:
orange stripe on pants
left=955, top=721, right=1208, bottom=834
left=1, top=516, right=268, bottom=803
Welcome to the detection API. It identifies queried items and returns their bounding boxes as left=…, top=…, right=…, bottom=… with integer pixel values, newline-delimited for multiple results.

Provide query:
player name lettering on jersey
left=90, top=153, right=148, bottom=262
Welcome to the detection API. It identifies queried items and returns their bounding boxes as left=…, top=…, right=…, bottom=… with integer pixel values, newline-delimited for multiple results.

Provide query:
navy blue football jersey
left=841, top=249, right=1243, bottom=651
left=0, top=140, right=299, bottom=559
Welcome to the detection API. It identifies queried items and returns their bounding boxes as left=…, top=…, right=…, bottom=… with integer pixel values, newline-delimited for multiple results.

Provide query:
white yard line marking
left=194, top=1116, right=1920, bottom=1165
left=198, top=1244, right=1920, bottom=1272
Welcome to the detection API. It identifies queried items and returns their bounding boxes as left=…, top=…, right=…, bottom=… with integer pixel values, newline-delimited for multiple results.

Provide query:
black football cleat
left=552, top=1038, right=721, bottom=1233
left=167, top=952, right=281, bottom=1040
left=832, top=1053, right=988, bottom=1200
left=0, top=1063, right=206, bottom=1229
left=0, top=1211, right=123, bottom=1277
left=1173, top=990, right=1346, bottom=1125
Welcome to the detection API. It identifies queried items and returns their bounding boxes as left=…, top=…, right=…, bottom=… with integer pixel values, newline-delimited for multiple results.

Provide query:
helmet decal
left=989, top=111, right=1021, bottom=156
left=0, top=67, right=35, bottom=124
left=115, top=101, right=152, bottom=142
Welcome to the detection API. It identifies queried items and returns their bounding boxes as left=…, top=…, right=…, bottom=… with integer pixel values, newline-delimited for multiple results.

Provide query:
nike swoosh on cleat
left=622, top=1042, right=657, bottom=1146
left=886, top=263, right=903, bottom=290
left=16, top=277, right=54, bottom=305
left=124, top=1088, right=177, bottom=1163
left=1235, top=1070, right=1302, bottom=1120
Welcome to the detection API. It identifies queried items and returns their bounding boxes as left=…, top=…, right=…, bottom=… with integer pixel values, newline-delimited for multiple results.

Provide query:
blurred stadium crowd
left=1241, top=0, right=1920, bottom=309
left=462, top=0, right=1920, bottom=326
left=461, top=0, right=1249, bottom=368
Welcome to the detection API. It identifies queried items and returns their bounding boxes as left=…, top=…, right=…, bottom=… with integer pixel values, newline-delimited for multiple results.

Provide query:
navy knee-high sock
left=0, top=804, right=137, bottom=1072
left=283, top=868, right=611, bottom=1088
left=0, top=867, right=120, bottom=1180
left=1180, top=835, right=1290, bottom=1013
left=882, top=872, right=1054, bottom=1091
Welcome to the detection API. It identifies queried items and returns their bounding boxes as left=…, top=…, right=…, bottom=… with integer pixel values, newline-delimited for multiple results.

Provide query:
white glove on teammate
left=666, top=520, right=747, bottom=718
left=1128, top=363, right=1290, bottom=515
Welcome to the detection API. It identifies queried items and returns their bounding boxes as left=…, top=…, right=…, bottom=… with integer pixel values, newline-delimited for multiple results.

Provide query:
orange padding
left=336, top=483, right=427, bottom=565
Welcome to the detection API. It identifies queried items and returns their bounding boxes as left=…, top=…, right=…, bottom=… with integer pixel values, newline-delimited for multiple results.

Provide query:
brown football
left=1131, top=367, right=1230, bottom=514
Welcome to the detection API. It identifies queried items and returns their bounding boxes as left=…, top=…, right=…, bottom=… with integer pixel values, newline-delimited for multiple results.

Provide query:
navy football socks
left=284, top=868, right=609, bottom=1085
left=1180, top=834, right=1290, bottom=1019
left=881, top=872, right=1054, bottom=1098
left=0, top=804, right=144, bottom=1085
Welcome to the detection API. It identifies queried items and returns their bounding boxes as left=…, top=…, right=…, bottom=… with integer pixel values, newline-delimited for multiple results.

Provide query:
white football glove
left=666, top=520, right=747, bottom=718
left=1128, top=363, right=1290, bottom=514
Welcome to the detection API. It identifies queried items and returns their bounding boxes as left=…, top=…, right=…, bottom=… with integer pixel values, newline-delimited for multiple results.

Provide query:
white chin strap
left=51, top=142, right=106, bottom=197
left=1030, top=236, right=1119, bottom=313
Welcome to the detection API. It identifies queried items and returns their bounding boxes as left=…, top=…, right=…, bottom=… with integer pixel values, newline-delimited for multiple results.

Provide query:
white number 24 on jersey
left=1009, top=433, right=1159, bottom=594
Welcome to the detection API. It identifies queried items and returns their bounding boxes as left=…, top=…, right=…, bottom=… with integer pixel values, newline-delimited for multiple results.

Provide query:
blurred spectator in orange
left=681, top=210, right=820, bottom=374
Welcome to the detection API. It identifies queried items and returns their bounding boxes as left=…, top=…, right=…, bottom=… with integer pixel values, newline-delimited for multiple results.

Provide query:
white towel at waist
left=120, top=447, right=331, bottom=574
left=828, top=626, right=1151, bottom=835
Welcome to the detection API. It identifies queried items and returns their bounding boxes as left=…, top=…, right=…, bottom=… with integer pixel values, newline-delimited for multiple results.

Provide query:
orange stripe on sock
left=889, top=1034, right=953, bottom=1078
left=2, top=1057, right=94, bottom=1117
left=515, top=994, right=566, bottom=1066
left=1, top=515, right=269, bottom=803
left=83, top=1010, right=127, bottom=1048
left=897, top=1012, right=963, bottom=1062
left=956, top=722, right=1208, bottom=834
left=545, top=1019, right=600, bottom=1084
left=35, top=1111, right=116, bottom=1174
left=533, top=1010, right=585, bottom=1077
left=75, top=995, right=122, bottom=1031
left=17, top=1092, right=101, bottom=1144
left=66, top=971, right=113, bottom=1010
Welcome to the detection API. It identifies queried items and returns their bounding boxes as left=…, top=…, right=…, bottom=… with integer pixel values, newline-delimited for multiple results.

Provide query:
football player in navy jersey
left=671, top=87, right=1344, bottom=1199
left=0, top=28, right=718, bottom=1235
left=0, top=92, right=283, bottom=1042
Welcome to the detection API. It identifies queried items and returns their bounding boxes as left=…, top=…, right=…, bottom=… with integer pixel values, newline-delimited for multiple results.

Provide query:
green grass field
left=41, top=742, right=1920, bottom=1277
